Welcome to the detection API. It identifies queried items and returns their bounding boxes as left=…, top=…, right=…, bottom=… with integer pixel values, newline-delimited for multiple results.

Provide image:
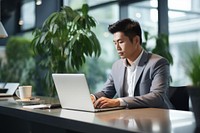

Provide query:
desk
left=0, top=97, right=197, bottom=133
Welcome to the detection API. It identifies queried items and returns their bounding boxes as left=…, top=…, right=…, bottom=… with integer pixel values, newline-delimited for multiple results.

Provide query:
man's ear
left=133, top=35, right=140, bottom=44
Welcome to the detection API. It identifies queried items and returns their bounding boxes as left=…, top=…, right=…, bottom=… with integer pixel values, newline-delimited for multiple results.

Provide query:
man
left=91, top=18, right=173, bottom=109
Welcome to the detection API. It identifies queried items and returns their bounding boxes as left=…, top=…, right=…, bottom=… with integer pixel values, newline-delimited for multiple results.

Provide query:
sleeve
left=93, top=73, right=117, bottom=99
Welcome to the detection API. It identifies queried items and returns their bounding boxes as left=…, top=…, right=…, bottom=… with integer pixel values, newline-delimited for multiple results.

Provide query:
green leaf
left=90, top=32, right=101, bottom=57
left=82, top=4, right=89, bottom=16
left=68, top=33, right=80, bottom=49
left=31, top=4, right=101, bottom=96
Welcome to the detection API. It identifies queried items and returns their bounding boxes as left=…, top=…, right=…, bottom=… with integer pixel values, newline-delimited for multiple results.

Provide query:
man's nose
left=116, top=43, right=121, bottom=50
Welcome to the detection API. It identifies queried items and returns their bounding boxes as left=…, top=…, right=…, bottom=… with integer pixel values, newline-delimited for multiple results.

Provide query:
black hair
left=108, top=18, right=142, bottom=44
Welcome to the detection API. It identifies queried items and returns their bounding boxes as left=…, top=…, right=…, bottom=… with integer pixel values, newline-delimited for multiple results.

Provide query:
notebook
left=0, top=83, right=19, bottom=97
left=52, top=73, right=124, bottom=112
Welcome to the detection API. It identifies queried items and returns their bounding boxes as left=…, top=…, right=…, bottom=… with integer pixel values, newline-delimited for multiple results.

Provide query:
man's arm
left=92, top=73, right=120, bottom=108
left=93, top=73, right=117, bottom=99
left=122, top=58, right=172, bottom=109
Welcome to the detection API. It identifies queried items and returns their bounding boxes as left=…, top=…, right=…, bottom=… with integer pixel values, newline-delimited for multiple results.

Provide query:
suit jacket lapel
left=119, top=62, right=126, bottom=97
left=134, top=51, right=149, bottom=86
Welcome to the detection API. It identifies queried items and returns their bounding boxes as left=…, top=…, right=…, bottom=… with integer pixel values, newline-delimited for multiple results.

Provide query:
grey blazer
left=94, top=50, right=173, bottom=109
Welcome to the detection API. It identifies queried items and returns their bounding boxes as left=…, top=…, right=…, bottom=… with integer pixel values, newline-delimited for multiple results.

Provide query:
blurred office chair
left=168, top=86, right=190, bottom=111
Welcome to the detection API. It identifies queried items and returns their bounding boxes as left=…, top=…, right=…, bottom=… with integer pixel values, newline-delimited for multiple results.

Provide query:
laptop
left=0, top=83, right=19, bottom=97
left=52, top=73, right=124, bottom=112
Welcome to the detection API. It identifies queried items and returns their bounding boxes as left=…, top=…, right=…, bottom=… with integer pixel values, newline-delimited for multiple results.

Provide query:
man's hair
left=108, top=18, right=142, bottom=44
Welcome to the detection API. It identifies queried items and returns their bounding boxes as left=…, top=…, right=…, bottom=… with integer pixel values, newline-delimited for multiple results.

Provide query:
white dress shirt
left=118, top=50, right=144, bottom=106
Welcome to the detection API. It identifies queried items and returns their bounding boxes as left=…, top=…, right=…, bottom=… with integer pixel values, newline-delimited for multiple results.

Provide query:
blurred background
left=0, top=0, right=200, bottom=96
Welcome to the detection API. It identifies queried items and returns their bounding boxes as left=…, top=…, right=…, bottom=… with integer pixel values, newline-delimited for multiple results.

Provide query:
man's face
left=113, top=32, right=139, bottom=60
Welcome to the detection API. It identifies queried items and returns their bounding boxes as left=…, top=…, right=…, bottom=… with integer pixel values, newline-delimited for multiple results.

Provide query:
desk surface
left=0, top=96, right=197, bottom=133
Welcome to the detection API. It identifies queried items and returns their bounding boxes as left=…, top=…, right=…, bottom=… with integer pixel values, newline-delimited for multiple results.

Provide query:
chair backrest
left=168, top=86, right=189, bottom=111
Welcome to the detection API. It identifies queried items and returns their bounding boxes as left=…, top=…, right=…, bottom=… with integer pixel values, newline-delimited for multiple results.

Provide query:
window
left=63, top=0, right=116, bottom=9
left=168, top=0, right=200, bottom=86
left=20, top=0, right=35, bottom=30
left=128, top=0, right=158, bottom=48
left=84, top=4, right=119, bottom=92
left=64, top=1, right=119, bottom=92
left=128, top=0, right=158, bottom=34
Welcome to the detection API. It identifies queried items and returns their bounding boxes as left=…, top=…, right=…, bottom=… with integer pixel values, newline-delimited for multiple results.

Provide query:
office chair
left=168, top=86, right=190, bottom=111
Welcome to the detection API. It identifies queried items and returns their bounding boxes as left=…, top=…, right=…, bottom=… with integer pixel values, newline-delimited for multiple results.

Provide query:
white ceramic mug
left=16, top=86, right=32, bottom=100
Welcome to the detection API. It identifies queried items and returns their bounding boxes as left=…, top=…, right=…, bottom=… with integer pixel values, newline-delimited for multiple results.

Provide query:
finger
left=98, top=100, right=108, bottom=108
left=100, top=102, right=109, bottom=108
left=94, top=99, right=103, bottom=108
left=90, top=95, right=96, bottom=104
left=94, top=99, right=100, bottom=108
left=94, top=98, right=107, bottom=108
left=98, top=99, right=111, bottom=108
left=92, top=98, right=95, bottom=104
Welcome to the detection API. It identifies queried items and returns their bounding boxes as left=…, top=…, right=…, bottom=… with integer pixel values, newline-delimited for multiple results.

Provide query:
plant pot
left=187, top=86, right=200, bottom=127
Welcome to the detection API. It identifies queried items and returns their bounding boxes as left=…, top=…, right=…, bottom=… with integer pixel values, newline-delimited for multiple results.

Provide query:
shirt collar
left=123, top=50, right=144, bottom=68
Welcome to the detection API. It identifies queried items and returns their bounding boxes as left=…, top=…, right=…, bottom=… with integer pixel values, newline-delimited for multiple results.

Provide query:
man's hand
left=94, top=97, right=120, bottom=108
left=90, top=95, right=96, bottom=104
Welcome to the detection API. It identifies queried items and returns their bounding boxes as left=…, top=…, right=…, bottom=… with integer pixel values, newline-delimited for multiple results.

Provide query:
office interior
left=0, top=0, right=199, bottom=133
left=0, top=0, right=200, bottom=95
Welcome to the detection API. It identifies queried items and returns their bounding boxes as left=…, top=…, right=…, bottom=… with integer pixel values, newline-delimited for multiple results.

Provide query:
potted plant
left=0, top=36, right=36, bottom=88
left=31, top=4, right=101, bottom=96
left=185, top=51, right=200, bottom=127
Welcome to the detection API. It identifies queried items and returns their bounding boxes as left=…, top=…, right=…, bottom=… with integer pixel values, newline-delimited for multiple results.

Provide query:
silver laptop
left=52, top=73, right=124, bottom=112
left=0, top=83, right=19, bottom=97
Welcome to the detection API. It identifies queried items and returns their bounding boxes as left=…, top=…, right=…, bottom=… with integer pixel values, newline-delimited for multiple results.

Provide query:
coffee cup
left=16, top=86, right=32, bottom=100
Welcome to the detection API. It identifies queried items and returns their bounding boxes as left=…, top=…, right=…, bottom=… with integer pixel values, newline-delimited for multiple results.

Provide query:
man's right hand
left=94, top=97, right=120, bottom=109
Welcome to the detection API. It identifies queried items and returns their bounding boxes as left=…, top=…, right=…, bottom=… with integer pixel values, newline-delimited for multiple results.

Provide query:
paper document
left=23, top=104, right=61, bottom=109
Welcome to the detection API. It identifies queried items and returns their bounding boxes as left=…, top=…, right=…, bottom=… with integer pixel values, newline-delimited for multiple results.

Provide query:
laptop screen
left=52, top=74, right=96, bottom=112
